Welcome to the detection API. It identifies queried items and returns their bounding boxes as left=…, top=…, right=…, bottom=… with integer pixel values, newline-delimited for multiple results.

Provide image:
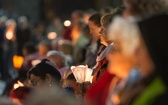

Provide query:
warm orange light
left=13, top=81, right=24, bottom=90
left=31, top=59, right=41, bottom=67
left=64, top=20, right=71, bottom=27
left=6, top=31, right=14, bottom=40
left=47, top=32, right=57, bottom=40
left=13, top=55, right=24, bottom=69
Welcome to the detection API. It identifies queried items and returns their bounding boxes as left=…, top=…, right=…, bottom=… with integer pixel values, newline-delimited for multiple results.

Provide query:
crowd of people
left=0, top=0, right=168, bottom=105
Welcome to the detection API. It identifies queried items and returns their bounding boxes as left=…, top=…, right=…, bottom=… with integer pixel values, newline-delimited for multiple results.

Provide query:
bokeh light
left=64, top=20, right=71, bottom=27
left=6, top=31, right=14, bottom=40
left=47, top=32, right=57, bottom=40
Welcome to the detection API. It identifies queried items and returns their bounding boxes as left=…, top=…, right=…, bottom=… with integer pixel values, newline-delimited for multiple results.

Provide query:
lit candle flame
left=13, top=81, right=24, bottom=90
left=13, top=55, right=24, bottom=69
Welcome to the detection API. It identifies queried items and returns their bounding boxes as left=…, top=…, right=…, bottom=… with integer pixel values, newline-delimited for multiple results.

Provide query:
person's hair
left=89, top=13, right=101, bottom=27
left=66, top=73, right=75, bottom=81
left=101, top=6, right=124, bottom=28
left=38, top=40, right=52, bottom=51
left=47, top=50, right=67, bottom=68
left=125, top=0, right=168, bottom=18
left=59, top=40, right=73, bottom=55
left=101, top=14, right=113, bottom=28
left=27, top=59, right=61, bottom=83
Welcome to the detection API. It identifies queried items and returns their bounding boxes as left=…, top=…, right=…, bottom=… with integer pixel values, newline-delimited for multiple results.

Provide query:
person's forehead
left=88, top=21, right=98, bottom=28
left=30, top=74, right=40, bottom=80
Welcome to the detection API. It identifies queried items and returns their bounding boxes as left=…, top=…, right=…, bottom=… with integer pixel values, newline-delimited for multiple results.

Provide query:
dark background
left=0, top=0, right=123, bottom=24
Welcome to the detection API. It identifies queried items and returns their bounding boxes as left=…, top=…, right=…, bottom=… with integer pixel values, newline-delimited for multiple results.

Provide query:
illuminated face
left=88, top=21, right=101, bottom=40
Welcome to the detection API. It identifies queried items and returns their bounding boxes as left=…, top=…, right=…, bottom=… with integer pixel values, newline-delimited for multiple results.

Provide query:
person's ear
left=45, top=73, right=52, bottom=86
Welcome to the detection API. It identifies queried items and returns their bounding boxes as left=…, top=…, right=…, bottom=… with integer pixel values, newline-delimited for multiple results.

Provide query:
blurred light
left=6, top=31, right=14, bottom=40
left=13, top=55, right=24, bottom=69
left=13, top=81, right=24, bottom=90
left=47, top=32, right=57, bottom=40
left=31, top=59, right=41, bottom=67
left=64, top=20, right=71, bottom=27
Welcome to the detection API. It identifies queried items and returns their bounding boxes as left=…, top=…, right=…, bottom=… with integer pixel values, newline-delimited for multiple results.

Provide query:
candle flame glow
left=13, top=81, right=24, bottom=90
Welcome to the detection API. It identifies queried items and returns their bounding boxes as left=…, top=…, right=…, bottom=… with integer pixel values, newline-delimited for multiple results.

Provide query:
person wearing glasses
left=27, top=59, right=61, bottom=87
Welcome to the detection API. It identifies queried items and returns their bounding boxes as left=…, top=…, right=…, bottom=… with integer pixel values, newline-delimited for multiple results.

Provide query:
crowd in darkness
left=0, top=0, right=168, bottom=104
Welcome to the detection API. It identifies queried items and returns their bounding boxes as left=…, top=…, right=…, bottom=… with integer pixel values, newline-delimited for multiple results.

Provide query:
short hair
left=66, top=73, right=75, bottom=81
left=89, top=13, right=101, bottom=27
left=47, top=50, right=67, bottom=67
left=27, top=59, right=61, bottom=83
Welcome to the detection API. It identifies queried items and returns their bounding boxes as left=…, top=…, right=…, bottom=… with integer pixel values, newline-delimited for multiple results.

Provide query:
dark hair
left=89, top=13, right=101, bottom=27
left=38, top=40, right=52, bottom=51
left=66, top=73, right=75, bottom=81
left=27, top=59, right=61, bottom=83
left=23, top=42, right=36, bottom=54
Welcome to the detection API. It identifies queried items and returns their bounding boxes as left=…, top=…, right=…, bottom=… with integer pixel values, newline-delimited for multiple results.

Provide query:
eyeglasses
left=30, top=78, right=41, bottom=86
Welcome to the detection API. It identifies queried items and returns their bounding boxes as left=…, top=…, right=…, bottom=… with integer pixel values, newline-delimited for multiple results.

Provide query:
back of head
left=101, top=6, right=124, bottom=28
left=38, top=40, right=52, bottom=50
left=38, top=40, right=52, bottom=57
left=47, top=50, right=67, bottom=68
left=89, top=13, right=102, bottom=27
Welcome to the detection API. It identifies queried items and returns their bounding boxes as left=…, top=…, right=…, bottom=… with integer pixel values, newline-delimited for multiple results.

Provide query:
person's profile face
left=88, top=21, right=101, bottom=40
left=28, top=74, right=46, bottom=87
